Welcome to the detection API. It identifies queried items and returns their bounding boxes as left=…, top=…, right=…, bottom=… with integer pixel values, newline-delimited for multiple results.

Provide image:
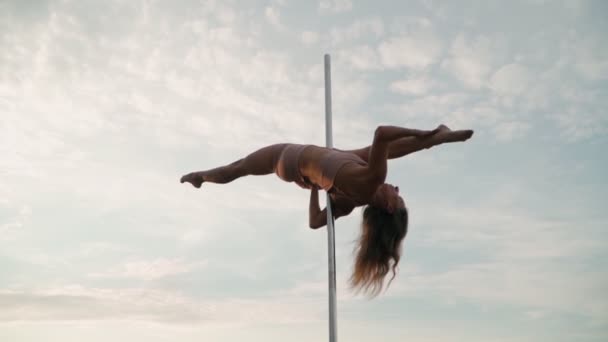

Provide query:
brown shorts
left=275, top=144, right=314, bottom=189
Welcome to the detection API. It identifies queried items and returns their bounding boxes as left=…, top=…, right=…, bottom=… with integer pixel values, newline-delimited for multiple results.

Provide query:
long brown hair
left=349, top=205, right=408, bottom=297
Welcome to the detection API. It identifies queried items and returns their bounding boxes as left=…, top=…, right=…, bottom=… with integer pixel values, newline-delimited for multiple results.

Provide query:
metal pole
left=324, top=54, right=337, bottom=342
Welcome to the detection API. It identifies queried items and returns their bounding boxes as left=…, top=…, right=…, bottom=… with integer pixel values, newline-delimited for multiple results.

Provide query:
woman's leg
left=180, top=144, right=286, bottom=188
left=387, top=125, right=473, bottom=159
left=346, top=125, right=473, bottom=162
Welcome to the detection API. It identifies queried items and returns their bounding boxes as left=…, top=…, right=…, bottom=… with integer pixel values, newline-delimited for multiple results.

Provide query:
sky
left=1, top=0, right=607, bottom=341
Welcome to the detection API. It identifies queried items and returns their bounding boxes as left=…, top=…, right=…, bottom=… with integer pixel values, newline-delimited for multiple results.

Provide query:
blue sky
left=1, top=0, right=607, bottom=341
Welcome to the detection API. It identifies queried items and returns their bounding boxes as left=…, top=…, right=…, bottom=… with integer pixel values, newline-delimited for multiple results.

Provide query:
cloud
left=535, top=31, right=608, bottom=140
left=389, top=76, right=435, bottom=96
left=525, top=54, right=608, bottom=141
left=301, top=30, right=319, bottom=45
left=88, top=258, right=207, bottom=281
left=329, top=17, right=384, bottom=45
left=491, top=121, right=531, bottom=142
left=0, top=205, right=31, bottom=242
left=1, top=2, right=607, bottom=341
left=441, top=34, right=504, bottom=89
left=0, top=3, right=340, bottom=308
left=388, top=92, right=472, bottom=124
left=397, top=260, right=608, bottom=322
left=264, top=6, right=282, bottom=30
left=331, top=75, right=373, bottom=115
left=552, top=106, right=608, bottom=142
left=575, top=59, right=608, bottom=81
left=0, top=286, right=209, bottom=323
left=0, top=285, right=326, bottom=325
left=489, top=63, right=532, bottom=96
left=336, top=45, right=382, bottom=71
left=216, top=6, right=237, bottom=24
left=388, top=181, right=608, bottom=324
left=378, top=33, right=441, bottom=70
left=0, top=0, right=331, bottom=203
left=319, top=0, right=353, bottom=13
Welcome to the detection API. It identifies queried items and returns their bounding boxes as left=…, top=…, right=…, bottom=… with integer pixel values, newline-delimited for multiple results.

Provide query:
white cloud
left=378, top=33, right=441, bottom=70
left=1, top=2, right=606, bottom=340
left=387, top=186, right=608, bottom=324
left=567, top=34, right=608, bottom=81
left=492, top=121, right=531, bottom=142
left=525, top=310, right=548, bottom=320
left=319, top=0, right=353, bottom=13
left=0, top=205, right=31, bottom=241
left=0, top=3, right=341, bottom=307
left=332, top=76, right=373, bottom=114
left=575, top=59, right=608, bottom=81
left=329, top=17, right=384, bottom=45
left=489, top=63, right=532, bottom=96
left=389, top=92, right=471, bottom=124
left=301, top=30, right=319, bottom=45
left=552, top=107, right=607, bottom=141
left=442, top=34, right=503, bottom=89
left=389, top=76, right=434, bottom=96
left=0, top=286, right=208, bottom=323
left=88, top=258, right=206, bottom=281
left=0, top=285, right=326, bottom=325
left=73, top=242, right=129, bottom=258
left=264, top=6, right=282, bottom=30
left=178, top=229, right=208, bottom=245
left=336, top=45, right=382, bottom=71
left=395, top=259, right=608, bottom=324
left=542, top=32, right=608, bottom=140
left=216, top=6, right=237, bottom=24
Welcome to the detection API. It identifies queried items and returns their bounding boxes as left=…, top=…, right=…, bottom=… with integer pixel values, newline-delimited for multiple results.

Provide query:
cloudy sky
left=1, top=0, right=607, bottom=341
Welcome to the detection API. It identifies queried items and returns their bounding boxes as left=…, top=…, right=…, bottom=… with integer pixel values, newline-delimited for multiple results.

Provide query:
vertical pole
left=324, top=54, right=337, bottom=342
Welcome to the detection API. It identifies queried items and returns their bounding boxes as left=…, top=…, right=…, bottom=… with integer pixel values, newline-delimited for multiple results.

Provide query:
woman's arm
left=309, top=187, right=323, bottom=228
left=309, top=188, right=354, bottom=229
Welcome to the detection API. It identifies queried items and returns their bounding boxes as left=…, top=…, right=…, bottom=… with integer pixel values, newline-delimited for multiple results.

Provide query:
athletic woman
left=181, top=124, right=473, bottom=295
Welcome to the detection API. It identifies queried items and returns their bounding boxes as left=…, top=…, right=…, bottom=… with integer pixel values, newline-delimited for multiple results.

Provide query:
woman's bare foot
left=436, top=124, right=474, bottom=142
left=180, top=172, right=204, bottom=188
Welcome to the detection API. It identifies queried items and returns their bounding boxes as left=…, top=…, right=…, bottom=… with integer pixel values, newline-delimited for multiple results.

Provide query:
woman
left=181, top=124, right=473, bottom=296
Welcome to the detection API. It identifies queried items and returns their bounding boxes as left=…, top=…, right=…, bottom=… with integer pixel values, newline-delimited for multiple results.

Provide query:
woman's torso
left=298, top=145, right=378, bottom=206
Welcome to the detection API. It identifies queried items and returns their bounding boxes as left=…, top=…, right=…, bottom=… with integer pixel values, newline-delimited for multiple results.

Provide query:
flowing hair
left=349, top=205, right=408, bottom=297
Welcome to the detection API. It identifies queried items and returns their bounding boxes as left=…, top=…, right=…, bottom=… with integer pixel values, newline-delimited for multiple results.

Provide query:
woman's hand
left=309, top=187, right=323, bottom=229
